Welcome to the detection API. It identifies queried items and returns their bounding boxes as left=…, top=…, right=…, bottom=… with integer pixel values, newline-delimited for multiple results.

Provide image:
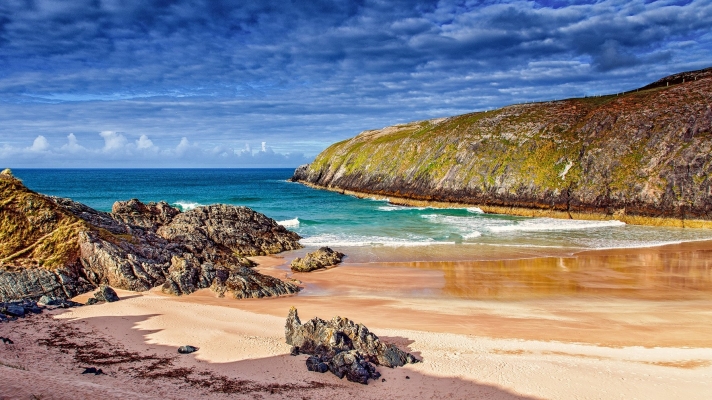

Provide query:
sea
left=13, top=168, right=712, bottom=262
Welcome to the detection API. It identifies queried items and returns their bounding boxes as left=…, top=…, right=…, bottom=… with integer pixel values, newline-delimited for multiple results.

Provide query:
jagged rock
left=328, top=350, right=381, bottom=384
left=94, top=285, right=119, bottom=302
left=0, top=175, right=303, bottom=302
left=285, top=307, right=418, bottom=384
left=290, top=247, right=345, bottom=272
left=111, top=199, right=180, bottom=231
left=178, top=345, right=198, bottom=354
left=86, top=297, right=100, bottom=305
left=157, top=204, right=302, bottom=257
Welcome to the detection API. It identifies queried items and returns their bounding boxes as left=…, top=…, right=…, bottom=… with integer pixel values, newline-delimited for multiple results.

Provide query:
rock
left=285, top=307, right=418, bottom=384
left=0, top=176, right=303, bottom=303
left=2, top=304, right=25, bottom=317
left=290, top=247, right=345, bottom=272
left=1, top=337, right=14, bottom=344
left=81, top=367, right=103, bottom=375
left=178, top=345, right=198, bottom=354
left=93, top=285, right=119, bottom=302
left=305, top=356, right=329, bottom=373
left=111, top=199, right=180, bottom=231
left=330, top=350, right=381, bottom=384
left=86, top=297, right=100, bottom=305
left=38, top=295, right=56, bottom=306
left=290, top=346, right=300, bottom=356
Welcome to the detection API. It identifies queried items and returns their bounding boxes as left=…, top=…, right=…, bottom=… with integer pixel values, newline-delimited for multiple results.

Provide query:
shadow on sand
left=16, top=310, right=537, bottom=399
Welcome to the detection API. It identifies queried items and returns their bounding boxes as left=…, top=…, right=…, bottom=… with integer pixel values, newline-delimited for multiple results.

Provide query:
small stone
left=381, top=378, right=386, bottom=382
left=406, top=376, right=410, bottom=379
left=82, top=367, right=98, bottom=374
left=86, top=298, right=100, bottom=305
left=1, top=337, right=14, bottom=344
left=178, top=345, right=198, bottom=354
left=290, top=346, right=300, bottom=356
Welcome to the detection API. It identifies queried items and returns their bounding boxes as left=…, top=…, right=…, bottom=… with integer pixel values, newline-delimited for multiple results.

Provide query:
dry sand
left=2, top=241, right=712, bottom=399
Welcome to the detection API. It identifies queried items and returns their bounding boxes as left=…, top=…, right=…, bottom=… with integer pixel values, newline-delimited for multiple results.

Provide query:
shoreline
left=295, top=180, right=712, bottom=229
left=2, top=241, right=711, bottom=399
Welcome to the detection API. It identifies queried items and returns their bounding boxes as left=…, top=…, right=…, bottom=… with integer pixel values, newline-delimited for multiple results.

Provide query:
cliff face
left=0, top=170, right=302, bottom=301
left=294, top=67, right=712, bottom=227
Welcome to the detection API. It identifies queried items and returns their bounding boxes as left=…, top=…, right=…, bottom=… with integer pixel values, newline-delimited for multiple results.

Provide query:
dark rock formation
left=112, top=199, right=180, bottom=231
left=0, top=171, right=302, bottom=302
left=0, top=298, right=78, bottom=322
left=285, top=307, right=418, bottom=384
left=293, top=67, right=712, bottom=228
left=290, top=247, right=345, bottom=272
left=178, top=345, right=198, bottom=354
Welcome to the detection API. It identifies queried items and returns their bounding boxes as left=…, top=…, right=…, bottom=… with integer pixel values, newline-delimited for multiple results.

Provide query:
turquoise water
left=13, top=169, right=712, bottom=257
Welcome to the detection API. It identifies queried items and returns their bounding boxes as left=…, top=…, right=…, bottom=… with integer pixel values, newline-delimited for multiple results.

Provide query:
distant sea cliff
left=293, top=67, right=712, bottom=228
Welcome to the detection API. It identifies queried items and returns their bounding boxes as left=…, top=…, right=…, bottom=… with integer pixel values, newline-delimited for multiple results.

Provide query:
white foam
left=173, top=201, right=204, bottom=211
left=462, top=231, right=482, bottom=239
left=467, top=207, right=484, bottom=214
left=377, top=205, right=427, bottom=211
left=278, top=217, right=300, bottom=228
left=300, top=234, right=455, bottom=247
left=488, top=218, right=625, bottom=233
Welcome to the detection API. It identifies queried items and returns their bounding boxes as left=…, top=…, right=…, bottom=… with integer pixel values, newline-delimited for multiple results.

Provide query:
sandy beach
left=2, top=241, right=712, bottom=399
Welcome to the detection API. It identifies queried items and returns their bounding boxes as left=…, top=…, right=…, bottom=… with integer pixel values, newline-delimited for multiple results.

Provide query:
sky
left=0, top=0, right=710, bottom=168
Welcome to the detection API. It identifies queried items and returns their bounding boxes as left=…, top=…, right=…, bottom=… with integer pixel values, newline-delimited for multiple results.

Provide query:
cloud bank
left=1, top=132, right=308, bottom=168
left=0, top=0, right=710, bottom=167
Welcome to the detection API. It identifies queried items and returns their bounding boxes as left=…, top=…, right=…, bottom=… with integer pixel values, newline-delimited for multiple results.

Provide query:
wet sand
left=2, top=240, right=711, bottom=399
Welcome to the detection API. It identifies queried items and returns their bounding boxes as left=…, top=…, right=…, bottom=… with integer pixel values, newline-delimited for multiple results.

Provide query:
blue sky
left=0, top=0, right=710, bottom=167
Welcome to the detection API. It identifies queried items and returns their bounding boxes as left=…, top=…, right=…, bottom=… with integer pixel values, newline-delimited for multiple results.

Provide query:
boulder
left=94, top=285, right=120, bottom=302
left=285, top=307, right=418, bottom=384
left=290, top=247, right=345, bottom=272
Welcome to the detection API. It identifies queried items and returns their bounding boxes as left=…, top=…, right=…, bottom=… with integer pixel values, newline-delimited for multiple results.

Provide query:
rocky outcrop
left=293, top=67, right=712, bottom=228
left=111, top=199, right=180, bottom=230
left=0, top=170, right=302, bottom=302
left=290, top=247, right=345, bottom=272
left=285, top=307, right=419, bottom=384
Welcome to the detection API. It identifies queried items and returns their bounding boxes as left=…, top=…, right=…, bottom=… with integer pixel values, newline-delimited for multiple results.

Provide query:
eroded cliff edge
left=293, top=67, right=712, bottom=228
left=0, top=169, right=302, bottom=301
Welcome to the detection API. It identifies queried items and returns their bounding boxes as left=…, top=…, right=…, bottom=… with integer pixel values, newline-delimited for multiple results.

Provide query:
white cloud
left=61, top=133, right=86, bottom=153
left=28, top=135, right=50, bottom=152
left=136, top=134, right=155, bottom=150
left=0, top=131, right=310, bottom=167
left=99, top=131, right=128, bottom=152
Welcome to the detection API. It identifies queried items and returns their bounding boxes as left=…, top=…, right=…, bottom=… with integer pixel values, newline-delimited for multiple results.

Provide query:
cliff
left=293, top=67, right=712, bottom=227
left=0, top=169, right=302, bottom=301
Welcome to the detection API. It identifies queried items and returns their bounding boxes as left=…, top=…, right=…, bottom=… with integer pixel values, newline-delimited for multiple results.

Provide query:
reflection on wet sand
left=394, top=244, right=712, bottom=300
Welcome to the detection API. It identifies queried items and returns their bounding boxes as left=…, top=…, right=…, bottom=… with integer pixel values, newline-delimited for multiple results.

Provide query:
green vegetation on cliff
left=0, top=169, right=88, bottom=270
left=295, top=67, right=712, bottom=227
